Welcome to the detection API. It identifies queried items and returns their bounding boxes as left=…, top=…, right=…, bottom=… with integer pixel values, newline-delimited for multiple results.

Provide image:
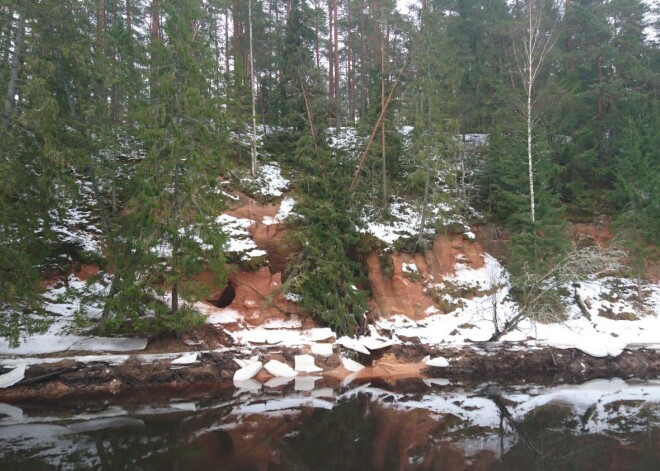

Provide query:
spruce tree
left=102, top=0, right=228, bottom=333
left=0, top=0, right=100, bottom=343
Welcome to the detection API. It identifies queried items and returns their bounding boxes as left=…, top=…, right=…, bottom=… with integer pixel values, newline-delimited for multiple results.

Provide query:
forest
left=0, top=0, right=658, bottom=344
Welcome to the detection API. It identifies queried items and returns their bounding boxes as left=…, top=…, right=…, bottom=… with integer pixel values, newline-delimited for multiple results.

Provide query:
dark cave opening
left=211, top=281, right=236, bottom=308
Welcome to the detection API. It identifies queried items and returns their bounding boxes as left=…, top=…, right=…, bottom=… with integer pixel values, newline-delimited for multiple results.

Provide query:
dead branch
left=349, top=52, right=411, bottom=191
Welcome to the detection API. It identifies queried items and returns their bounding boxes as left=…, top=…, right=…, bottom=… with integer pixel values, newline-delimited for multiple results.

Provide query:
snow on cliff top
left=359, top=197, right=468, bottom=245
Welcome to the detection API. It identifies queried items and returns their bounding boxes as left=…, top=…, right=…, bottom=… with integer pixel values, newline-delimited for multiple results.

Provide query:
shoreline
left=1, top=343, right=658, bottom=403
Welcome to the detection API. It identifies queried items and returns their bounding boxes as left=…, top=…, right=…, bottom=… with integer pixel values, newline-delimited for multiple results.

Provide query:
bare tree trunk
left=418, top=162, right=430, bottom=245
left=225, top=6, right=230, bottom=103
left=359, top=7, right=366, bottom=119
left=96, top=0, right=106, bottom=50
left=96, top=0, right=107, bottom=118
left=298, top=68, right=319, bottom=156
left=333, top=0, right=340, bottom=128
left=248, top=0, right=258, bottom=177
left=380, top=12, right=387, bottom=209
left=314, top=0, right=320, bottom=68
left=126, top=0, right=132, bottom=32
left=347, top=0, right=354, bottom=124
left=350, top=53, right=410, bottom=191
left=149, top=0, right=161, bottom=105
left=3, top=14, right=24, bottom=132
left=171, top=160, right=182, bottom=314
left=327, top=0, right=334, bottom=124
left=527, top=67, right=535, bottom=223
left=150, top=0, right=160, bottom=42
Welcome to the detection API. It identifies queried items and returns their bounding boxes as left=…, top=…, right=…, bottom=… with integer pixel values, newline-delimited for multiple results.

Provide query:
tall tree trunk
left=298, top=68, right=319, bottom=156
left=526, top=3, right=536, bottom=223
left=380, top=15, right=387, bottom=209
left=96, top=0, right=106, bottom=50
left=418, top=160, right=431, bottom=246
left=150, top=0, right=160, bottom=42
left=249, top=0, right=258, bottom=176
left=512, top=0, right=557, bottom=224
left=3, top=14, right=24, bottom=132
left=347, top=0, right=354, bottom=124
left=333, top=0, right=340, bottom=128
left=225, top=6, right=230, bottom=103
left=125, top=0, right=132, bottom=116
left=96, top=0, right=107, bottom=118
left=359, top=6, right=366, bottom=119
left=126, top=0, right=132, bottom=32
left=149, top=0, right=161, bottom=105
left=171, top=160, right=182, bottom=314
left=314, top=0, right=320, bottom=68
left=527, top=52, right=535, bottom=223
left=328, top=0, right=334, bottom=124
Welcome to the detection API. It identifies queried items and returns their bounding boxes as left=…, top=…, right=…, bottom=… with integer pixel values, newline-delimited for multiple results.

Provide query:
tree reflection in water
left=0, top=378, right=658, bottom=470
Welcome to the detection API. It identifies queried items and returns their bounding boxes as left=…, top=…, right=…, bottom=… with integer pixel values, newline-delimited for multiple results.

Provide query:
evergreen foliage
left=0, top=0, right=658, bottom=342
left=284, top=137, right=369, bottom=336
left=101, top=0, right=228, bottom=333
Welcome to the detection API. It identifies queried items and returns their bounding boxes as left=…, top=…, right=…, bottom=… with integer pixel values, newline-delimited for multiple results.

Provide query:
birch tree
left=248, top=0, right=258, bottom=177
left=512, top=0, right=558, bottom=224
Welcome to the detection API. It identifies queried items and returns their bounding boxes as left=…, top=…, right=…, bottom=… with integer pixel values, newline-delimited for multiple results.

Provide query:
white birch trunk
left=249, top=0, right=258, bottom=177
left=512, top=0, right=557, bottom=224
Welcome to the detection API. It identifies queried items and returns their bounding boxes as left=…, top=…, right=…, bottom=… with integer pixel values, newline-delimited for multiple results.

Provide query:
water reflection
left=0, top=378, right=658, bottom=470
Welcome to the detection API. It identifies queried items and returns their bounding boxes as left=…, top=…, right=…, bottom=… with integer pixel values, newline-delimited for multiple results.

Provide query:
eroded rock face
left=366, top=252, right=434, bottom=321
left=568, top=220, right=614, bottom=247
left=222, top=267, right=298, bottom=326
left=226, top=197, right=290, bottom=274
left=367, top=235, right=485, bottom=320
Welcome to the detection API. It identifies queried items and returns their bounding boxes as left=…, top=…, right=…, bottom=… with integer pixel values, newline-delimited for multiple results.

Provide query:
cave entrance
left=211, top=281, right=236, bottom=308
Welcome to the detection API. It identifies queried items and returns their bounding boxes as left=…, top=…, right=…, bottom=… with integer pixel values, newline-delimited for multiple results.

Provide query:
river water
left=0, top=377, right=658, bottom=470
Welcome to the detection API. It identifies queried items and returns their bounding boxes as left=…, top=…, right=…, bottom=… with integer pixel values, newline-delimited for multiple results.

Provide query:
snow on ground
left=48, top=202, right=103, bottom=254
left=440, top=253, right=508, bottom=293
left=263, top=196, right=296, bottom=225
left=372, top=254, right=660, bottom=353
left=240, top=162, right=290, bottom=198
left=214, top=214, right=267, bottom=262
left=359, top=197, right=467, bottom=246
left=200, top=251, right=659, bottom=357
left=511, top=278, right=660, bottom=355
left=461, top=133, right=490, bottom=147
left=4, top=251, right=658, bottom=359
left=326, top=127, right=366, bottom=155
left=0, top=274, right=147, bottom=356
